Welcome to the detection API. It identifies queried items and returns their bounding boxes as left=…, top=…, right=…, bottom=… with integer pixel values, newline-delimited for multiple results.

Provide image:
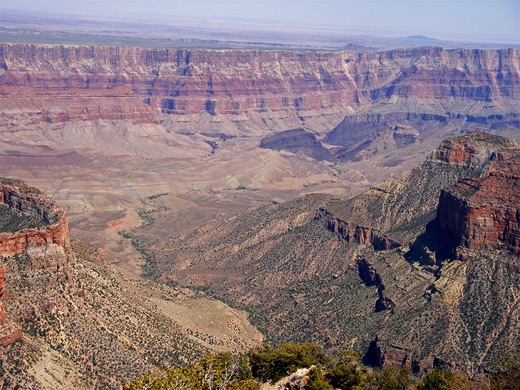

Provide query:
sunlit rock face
left=1, top=44, right=518, bottom=134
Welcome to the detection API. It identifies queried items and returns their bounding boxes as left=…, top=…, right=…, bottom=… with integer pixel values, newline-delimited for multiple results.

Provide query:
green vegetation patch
left=0, top=205, right=47, bottom=233
left=125, top=342, right=508, bottom=389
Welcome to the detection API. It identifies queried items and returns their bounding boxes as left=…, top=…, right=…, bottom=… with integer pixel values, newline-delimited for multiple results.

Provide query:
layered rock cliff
left=1, top=44, right=518, bottom=135
left=0, top=178, right=71, bottom=258
left=0, top=178, right=73, bottom=348
left=315, top=208, right=401, bottom=250
left=432, top=155, right=520, bottom=256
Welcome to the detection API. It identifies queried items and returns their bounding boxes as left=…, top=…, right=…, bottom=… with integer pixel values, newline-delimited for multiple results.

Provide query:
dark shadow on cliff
left=404, top=221, right=454, bottom=269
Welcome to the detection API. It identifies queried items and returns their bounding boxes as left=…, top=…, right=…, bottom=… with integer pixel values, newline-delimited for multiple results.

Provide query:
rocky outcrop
left=0, top=221, right=71, bottom=258
left=431, top=154, right=520, bottom=255
left=1, top=44, right=518, bottom=132
left=316, top=208, right=401, bottom=250
left=429, top=131, right=519, bottom=168
left=364, top=338, right=465, bottom=374
left=0, top=178, right=73, bottom=346
left=259, top=128, right=334, bottom=161
left=357, top=258, right=395, bottom=312
left=0, top=179, right=71, bottom=258
left=0, top=265, right=22, bottom=346
left=357, top=258, right=381, bottom=286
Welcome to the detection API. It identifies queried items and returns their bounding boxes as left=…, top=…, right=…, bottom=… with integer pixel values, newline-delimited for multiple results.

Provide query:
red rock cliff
left=0, top=44, right=518, bottom=127
left=0, top=180, right=71, bottom=258
left=434, top=154, right=520, bottom=254
left=429, top=131, right=520, bottom=168
left=315, top=208, right=401, bottom=250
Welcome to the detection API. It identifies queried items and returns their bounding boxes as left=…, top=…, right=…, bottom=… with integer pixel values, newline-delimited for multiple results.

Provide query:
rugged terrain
left=1, top=44, right=518, bottom=138
left=1, top=44, right=519, bottom=279
left=0, top=179, right=262, bottom=389
left=146, top=132, right=520, bottom=375
left=0, top=43, right=519, bottom=383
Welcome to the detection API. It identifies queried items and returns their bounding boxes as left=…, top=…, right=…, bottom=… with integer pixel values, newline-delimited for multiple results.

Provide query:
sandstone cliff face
left=0, top=180, right=71, bottom=258
left=429, top=131, right=519, bottom=168
left=1, top=44, right=518, bottom=132
left=433, top=154, right=520, bottom=255
left=316, top=208, right=401, bottom=250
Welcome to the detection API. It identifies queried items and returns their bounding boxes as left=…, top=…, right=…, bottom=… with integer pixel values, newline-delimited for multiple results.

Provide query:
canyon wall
left=0, top=180, right=71, bottom=258
left=1, top=44, right=519, bottom=132
left=434, top=155, right=520, bottom=255
left=0, top=179, right=73, bottom=346
left=315, top=208, right=401, bottom=250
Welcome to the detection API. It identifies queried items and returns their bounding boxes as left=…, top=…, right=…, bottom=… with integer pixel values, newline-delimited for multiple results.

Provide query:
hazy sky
left=3, top=0, right=520, bottom=43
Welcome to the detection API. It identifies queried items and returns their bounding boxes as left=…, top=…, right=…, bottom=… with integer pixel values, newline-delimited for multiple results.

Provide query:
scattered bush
left=123, top=352, right=258, bottom=390
left=305, top=366, right=333, bottom=390
left=248, top=342, right=330, bottom=383
left=125, top=343, right=513, bottom=389
left=491, top=352, right=520, bottom=390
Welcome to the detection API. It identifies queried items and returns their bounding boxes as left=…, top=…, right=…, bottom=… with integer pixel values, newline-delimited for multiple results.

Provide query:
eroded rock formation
left=429, top=131, right=520, bottom=168
left=0, top=178, right=73, bottom=347
left=316, top=208, right=401, bottom=250
left=0, top=179, right=71, bottom=258
left=431, top=154, right=520, bottom=256
left=1, top=44, right=518, bottom=132
left=259, top=128, right=335, bottom=161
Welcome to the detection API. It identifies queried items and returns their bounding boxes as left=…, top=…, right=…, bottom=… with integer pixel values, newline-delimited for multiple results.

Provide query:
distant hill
left=405, top=35, right=439, bottom=41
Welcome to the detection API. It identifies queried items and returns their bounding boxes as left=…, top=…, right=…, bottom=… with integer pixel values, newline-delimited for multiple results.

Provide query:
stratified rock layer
left=434, top=155, right=520, bottom=255
left=316, top=208, right=401, bottom=250
left=0, top=179, right=71, bottom=257
left=259, top=128, right=335, bottom=161
left=0, top=44, right=518, bottom=131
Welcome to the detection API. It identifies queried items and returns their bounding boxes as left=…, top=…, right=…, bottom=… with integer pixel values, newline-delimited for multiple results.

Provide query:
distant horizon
left=2, top=0, right=519, bottom=45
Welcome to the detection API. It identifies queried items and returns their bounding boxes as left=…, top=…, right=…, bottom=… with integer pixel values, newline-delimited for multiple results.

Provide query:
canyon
left=151, top=132, right=520, bottom=375
left=0, top=179, right=262, bottom=388
left=1, top=44, right=518, bottom=275
left=0, top=41, right=519, bottom=387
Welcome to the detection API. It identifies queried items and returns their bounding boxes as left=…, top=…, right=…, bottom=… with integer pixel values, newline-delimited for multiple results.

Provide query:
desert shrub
left=327, top=363, right=368, bottom=389
left=417, top=369, right=452, bottom=390
left=123, top=352, right=258, bottom=390
left=367, top=366, right=414, bottom=390
left=304, top=366, right=333, bottom=390
left=491, top=352, right=520, bottom=390
left=248, top=342, right=330, bottom=383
